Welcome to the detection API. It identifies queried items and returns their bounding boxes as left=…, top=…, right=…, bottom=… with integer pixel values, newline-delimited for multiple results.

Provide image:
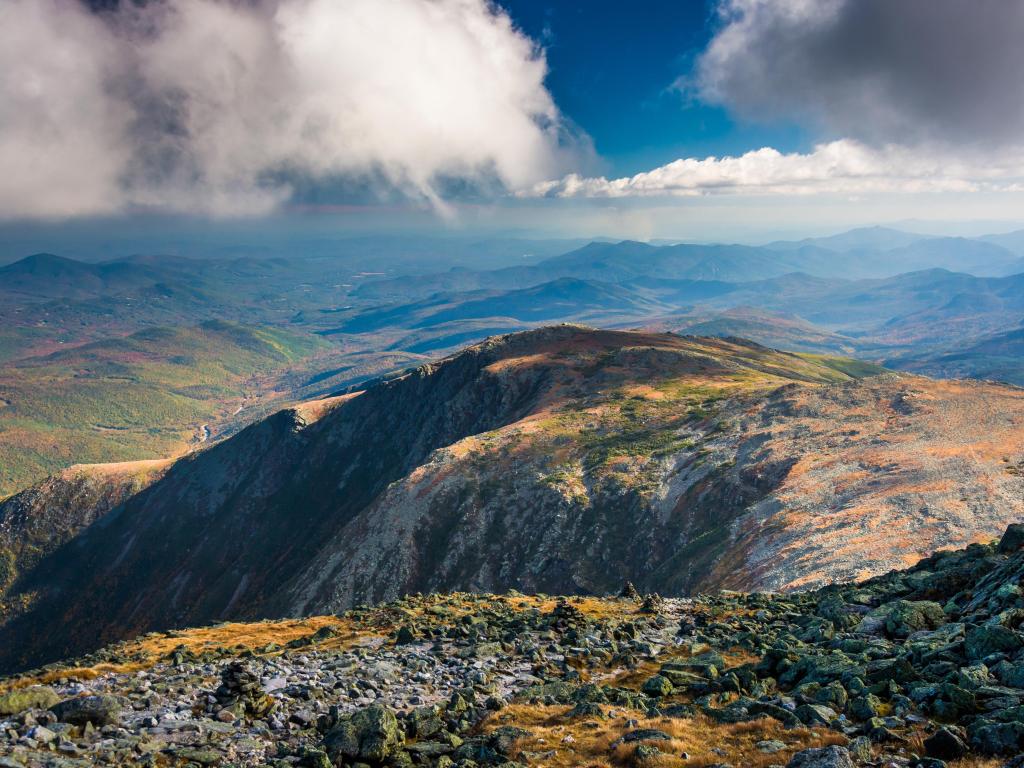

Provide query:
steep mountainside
left=0, top=460, right=171, bottom=618
left=2, top=327, right=1023, bottom=674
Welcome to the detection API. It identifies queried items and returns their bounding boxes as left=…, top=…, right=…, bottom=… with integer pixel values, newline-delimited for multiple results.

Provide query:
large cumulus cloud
left=695, top=0, right=1024, bottom=148
left=0, top=0, right=578, bottom=219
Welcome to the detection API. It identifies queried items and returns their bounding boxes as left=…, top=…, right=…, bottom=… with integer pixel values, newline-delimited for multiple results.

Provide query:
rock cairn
left=211, top=660, right=276, bottom=721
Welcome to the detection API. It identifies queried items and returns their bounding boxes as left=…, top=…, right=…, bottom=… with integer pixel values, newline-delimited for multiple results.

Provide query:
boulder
left=966, top=625, right=1024, bottom=661
left=786, top=745, right=854, bottom=768
left=50, top=694, right=121, bottom=726
left=324, top=705, right=404, bottom=764
left=825, top=681, right=850, bottom=710
left=955, top=664, right=991, bottom=690
left=0, top=686, right=60, bottom=715
left=994, top=660, right=1024, bottom=688
left=617, top=728, right=672, bottom=745
left=489, top=726, right=532, bottom=756
left=395, top=626, right=416, bottom=645
left=795, top=703, right=836, bottom=725
left=966, top=720, right=1024, bottom=757
left=847, top=736, right=872, bottom=762
left=998, top=524, right=1024, bottom=553
left=407, top=706, right=445, bottom=739
left=641, top=675, right=673, bottom=697
left=970, top=720, right=1024, bottom=755
left=633, top=743, right=662, bottom=764
left=848, top=694, right=881, bottom=721
left=881, top=600, right=946, bottom=638
left=924, top=727, right=967, bottom=760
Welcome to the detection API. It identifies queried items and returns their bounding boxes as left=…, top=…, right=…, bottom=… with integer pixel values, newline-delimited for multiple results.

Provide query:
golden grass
left=531, top=596, right=642, bottom=621
left=607, top=644, right=760, bottom=693
left=481, top=703, right=847, bottom=768
left=0, top=615, right=379, bottom=694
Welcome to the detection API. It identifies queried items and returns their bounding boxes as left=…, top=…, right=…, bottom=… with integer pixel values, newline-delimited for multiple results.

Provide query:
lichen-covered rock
left=965, top=625, right=1024, bottom=661
left=0, top=686, right=59, bottom=715
left=324, top=704, right=404, bottom=763
left=848, top=694, right=881, bottom=721
left=641, top=675, right=673, bottom=697
left=861, top=600, right=946, bottom=638
left=786, top=745, right=854, bottom=768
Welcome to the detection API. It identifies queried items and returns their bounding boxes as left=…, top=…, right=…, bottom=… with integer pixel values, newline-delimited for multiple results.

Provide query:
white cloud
left=0, top=0, right=576, bottom=219
left=0, top=1, right=131, bottom=218
left=526, top=140, right=1024, bottom=199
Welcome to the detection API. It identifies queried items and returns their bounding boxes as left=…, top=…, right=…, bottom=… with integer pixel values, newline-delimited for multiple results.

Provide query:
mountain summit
left=1, top=326, right=1023, bottom=672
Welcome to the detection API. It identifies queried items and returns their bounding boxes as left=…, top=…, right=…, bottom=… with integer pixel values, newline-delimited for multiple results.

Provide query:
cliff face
left=0, top=460, right=170, bottom=619
left=2, top=326, right=1023, bottom=673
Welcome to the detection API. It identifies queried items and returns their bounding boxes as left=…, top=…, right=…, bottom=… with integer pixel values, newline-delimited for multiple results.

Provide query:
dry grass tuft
left=607, top=644, right=760, bottom=693
left=481, top=703, right=846, bottom=768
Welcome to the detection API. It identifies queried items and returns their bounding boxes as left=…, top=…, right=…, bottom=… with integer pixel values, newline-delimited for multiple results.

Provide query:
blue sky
left=498, top=0, right=808, bottom=177
left=2, top=0, right=1024, bottom=242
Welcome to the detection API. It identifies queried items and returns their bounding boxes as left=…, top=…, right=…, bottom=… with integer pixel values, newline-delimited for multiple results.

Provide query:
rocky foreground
left=7, top=529, right=1024, bottom=767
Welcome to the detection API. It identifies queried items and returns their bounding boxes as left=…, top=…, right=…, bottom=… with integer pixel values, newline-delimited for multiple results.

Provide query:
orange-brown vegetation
left=480, top=704, right=847, bottom=768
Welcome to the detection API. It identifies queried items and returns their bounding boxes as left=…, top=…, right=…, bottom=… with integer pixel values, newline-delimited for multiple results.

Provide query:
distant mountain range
left=331, top=264, right=1024, bottom=385
left=3, top=225, right=1024, bottom=503
left=354, top=227, right=1024, bottom=302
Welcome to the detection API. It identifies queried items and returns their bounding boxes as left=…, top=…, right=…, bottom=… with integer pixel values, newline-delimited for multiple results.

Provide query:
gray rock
left=324, top=704, right=404, bottom=763
left=998, top=524, right=1024, bottom=553
left=924, top=727, right=967, bottom=760
left=786, top=745, right=855, bottom=768
left=50, top=694, right=121, bottom=726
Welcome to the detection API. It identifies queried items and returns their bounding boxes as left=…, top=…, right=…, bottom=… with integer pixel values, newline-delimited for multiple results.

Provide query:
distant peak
left=4, top=252, right=80, bottom=268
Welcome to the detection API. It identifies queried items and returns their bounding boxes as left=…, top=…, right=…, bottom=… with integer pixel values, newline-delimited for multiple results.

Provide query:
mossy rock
left=0, top=685, right=60, bottom=715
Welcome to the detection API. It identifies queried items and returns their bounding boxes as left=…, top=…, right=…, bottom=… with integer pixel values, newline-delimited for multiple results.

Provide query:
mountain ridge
left=1, top=326, right=1023, bottom=675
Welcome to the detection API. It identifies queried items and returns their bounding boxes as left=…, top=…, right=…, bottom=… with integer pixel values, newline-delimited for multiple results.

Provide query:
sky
left=2, top=0, right=1024, bottom=243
